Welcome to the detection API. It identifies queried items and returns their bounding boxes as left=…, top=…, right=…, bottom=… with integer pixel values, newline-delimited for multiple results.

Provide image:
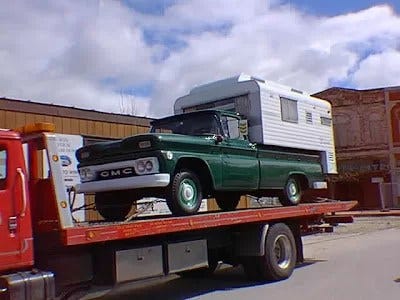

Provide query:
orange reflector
left=15, top=122, right=55, bottom=134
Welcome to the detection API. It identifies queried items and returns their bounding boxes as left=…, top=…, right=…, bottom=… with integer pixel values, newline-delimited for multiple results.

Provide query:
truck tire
left=167, top=169, right=203, bottom=215
left=215, top=193, right=241, bottom=211
left=243, top=223, right=297, bottom=281
left=280, top=177, right=302, bottom=206
left=95, top=191, right=132, bottom=221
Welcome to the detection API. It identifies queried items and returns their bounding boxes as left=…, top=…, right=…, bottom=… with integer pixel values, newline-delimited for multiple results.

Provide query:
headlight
left=134, top=157, right=159, bottom=175
left=145, top=161, right=153, bottom=171
left=79, top=168, right=94, bottom=182
left=137, top=161, right=146, bottom=173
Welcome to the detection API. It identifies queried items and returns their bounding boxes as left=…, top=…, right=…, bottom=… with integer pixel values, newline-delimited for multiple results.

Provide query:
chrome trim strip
left=75, top=173, right=170, bottom=193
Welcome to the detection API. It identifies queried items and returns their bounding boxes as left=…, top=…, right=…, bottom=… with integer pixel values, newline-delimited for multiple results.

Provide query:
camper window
left=321, top=117, right=332, bottom=126
left=280, top=97, right=298, bottom=123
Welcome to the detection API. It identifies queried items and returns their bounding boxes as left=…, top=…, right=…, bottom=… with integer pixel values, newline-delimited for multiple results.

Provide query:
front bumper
left=312, top=181, right=328, bottom=189
left=75, top=173, right=170, bottom=193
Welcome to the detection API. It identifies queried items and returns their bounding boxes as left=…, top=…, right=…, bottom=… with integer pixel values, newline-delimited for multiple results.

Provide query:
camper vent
left=305, top=112, right=313, bottom=124
left=328, top=152, right=335, bottom=161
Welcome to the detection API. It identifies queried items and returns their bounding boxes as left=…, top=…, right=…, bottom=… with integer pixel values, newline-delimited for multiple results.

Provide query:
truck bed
left=62, top=201, right=357, bottom=246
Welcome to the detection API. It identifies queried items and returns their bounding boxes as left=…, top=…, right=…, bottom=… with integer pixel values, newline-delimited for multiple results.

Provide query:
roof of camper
left=188, top=74, right=310, bottom=96
left=175, top=74, right=331, bottom=112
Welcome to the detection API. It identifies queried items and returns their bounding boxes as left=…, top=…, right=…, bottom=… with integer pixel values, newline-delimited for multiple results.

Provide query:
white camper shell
left=174, top=74, right=337, bottom=174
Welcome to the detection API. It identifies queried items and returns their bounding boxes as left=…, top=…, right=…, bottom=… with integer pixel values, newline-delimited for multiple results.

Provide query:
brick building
left=314, top=87, right=400, bottom=209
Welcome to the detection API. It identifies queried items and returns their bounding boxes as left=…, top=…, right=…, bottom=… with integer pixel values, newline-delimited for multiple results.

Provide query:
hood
left=76, top=133, right=216, bottom=163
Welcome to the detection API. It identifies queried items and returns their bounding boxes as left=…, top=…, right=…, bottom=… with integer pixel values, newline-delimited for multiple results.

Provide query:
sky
left=1, top=0, right=400, bottom=118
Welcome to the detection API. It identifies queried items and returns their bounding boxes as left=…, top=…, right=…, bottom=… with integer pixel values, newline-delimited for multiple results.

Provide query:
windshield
left=151, top=113, right=222, bottom=136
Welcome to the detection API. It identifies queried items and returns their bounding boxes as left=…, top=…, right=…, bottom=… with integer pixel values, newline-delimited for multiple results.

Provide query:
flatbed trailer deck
left=63, top=201, right=357, bottom=246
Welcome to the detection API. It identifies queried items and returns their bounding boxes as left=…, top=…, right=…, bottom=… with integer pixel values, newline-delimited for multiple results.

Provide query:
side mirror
left=214, top=134, right=224, bottom=144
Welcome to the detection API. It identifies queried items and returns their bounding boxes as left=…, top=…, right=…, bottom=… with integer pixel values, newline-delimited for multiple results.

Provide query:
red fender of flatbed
left=61, top=201, right=357, bottom=246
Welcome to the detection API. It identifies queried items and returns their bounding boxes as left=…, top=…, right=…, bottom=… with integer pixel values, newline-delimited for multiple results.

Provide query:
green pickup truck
left=76, top=110, right=325, bottom=220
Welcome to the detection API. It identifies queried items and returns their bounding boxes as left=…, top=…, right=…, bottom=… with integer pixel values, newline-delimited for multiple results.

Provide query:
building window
left=321, top=116, right=332, bottom=126
left=280, top=97, right=298, bottom=123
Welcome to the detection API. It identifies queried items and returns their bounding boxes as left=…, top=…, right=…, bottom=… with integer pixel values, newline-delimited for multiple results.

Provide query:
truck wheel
left=215, top=193, right=241, bottom=211
left=95, top=192, right=132, bottom=221
left=280, top=177, right=301, bottom=206
left=243, top=223, right=297, bottom=281
left=167, top=169, right=203, bottom=215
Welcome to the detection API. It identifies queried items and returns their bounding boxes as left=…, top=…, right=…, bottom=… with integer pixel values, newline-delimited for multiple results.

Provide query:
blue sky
left=285, top=0, right=399, bottom=15
left=1, top=0, right=400, bottom=117
left=126, top=0, right=400, bottom=16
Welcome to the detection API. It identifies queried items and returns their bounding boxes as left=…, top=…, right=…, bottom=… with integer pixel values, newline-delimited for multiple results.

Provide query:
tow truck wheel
left=243, top=223, right=297, bottom=281
left=280, top=177, right=302, bottom=206
left=95, top=192, right=132, bottom=221
left=215, top=193, right=241, bottom=211
left=167, top=169, right=203, bottom=215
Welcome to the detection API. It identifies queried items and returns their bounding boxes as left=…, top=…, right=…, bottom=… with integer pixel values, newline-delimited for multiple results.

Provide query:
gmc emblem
left=99, top=167, right=134, bottom=179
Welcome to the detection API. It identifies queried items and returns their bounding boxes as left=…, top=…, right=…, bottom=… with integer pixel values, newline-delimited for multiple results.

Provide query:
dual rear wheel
left=243, top=223, right=297, bottom=281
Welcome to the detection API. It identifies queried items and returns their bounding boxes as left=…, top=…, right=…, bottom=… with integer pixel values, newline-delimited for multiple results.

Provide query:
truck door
left=0, top=138, right=33, bottom=272
left=219, top=116, right=259, bottom=189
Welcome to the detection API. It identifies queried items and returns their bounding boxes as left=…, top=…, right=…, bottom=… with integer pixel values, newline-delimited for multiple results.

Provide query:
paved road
left=100, top=221, right=400, bottom=300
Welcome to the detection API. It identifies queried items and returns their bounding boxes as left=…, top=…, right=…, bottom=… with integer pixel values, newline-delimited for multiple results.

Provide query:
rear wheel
left=215, top=193, right=241, bottom=211
left=95, top=191, right=132, bottom=221
left=167, top=169, right=203, bottom=216
left=279, top=177, right=302, bottom=206
left=243, top=223, right=297, bottom=282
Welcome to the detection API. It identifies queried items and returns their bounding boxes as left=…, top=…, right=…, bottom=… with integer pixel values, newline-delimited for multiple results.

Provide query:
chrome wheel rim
left=273, top=234, right=292, bottom=269
left=178, top=178, right=197, bottom=208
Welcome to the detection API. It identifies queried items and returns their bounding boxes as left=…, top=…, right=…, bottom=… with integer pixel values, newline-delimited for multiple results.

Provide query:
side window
left=221, top=116, right=241, bottom=139
left=280, top=97, right=298, bottom=123
left=0, top=148, right=7, bottom=190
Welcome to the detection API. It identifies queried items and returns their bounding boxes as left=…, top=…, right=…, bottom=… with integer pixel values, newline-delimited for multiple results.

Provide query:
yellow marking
left=60, top=201, right=68, bottom=208
left=86, top=231, right=95, bottom=240
left=14, top=122, right=55, bottom=134
left=52, top=155, right=59, bottom=162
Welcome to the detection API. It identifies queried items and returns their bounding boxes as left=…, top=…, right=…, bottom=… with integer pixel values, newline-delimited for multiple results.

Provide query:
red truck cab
left=0, top=128, right=33, bottom=272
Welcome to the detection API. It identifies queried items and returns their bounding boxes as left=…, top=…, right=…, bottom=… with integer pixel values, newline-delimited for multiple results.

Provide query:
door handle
left=16, top=168, right=27, bottom=217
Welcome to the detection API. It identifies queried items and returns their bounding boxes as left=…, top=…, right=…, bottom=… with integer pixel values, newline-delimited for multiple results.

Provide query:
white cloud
left=148, top=2, right=400, bottom=116
left=0, top=0, right=153, bottom=116
left=352, top=50, right=400, bottom=88
left=1, top=1, right=400, bottom=118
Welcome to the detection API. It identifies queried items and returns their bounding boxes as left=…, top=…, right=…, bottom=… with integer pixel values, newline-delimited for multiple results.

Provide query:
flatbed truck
left=0, top=123, right=356, bottom=299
